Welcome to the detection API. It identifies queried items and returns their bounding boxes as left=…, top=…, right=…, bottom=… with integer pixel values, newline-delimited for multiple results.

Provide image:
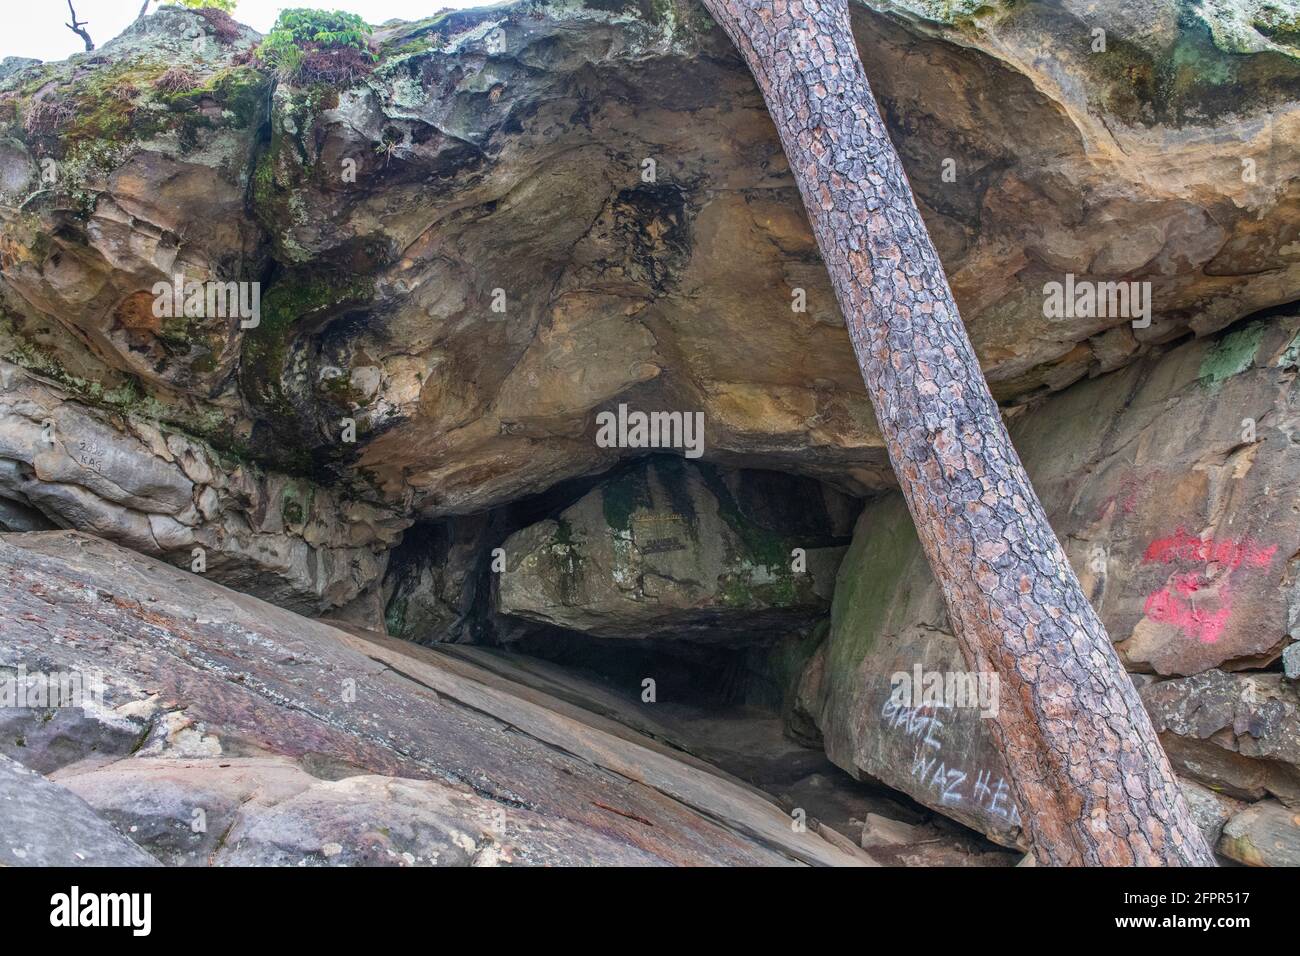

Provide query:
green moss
left=154, top=66, right=271, bottom=130
left=384, top=594, right=408, bottom=636
left=8, top=56, right=271, bottom=219
left=824, top=497, right=919, bottom=704
left=252, top=83, right=341, bottom=261
left=53, top=61, right=172, bottom=148
left=281, top=482, right=315, bottom=526
left=601, top=466, right=654, bottom=533
left=696, top=463, right=789, bottom=572
left=0, top=309, right=266, bottom=471
left=1200, top=321, right=1267, bottom=388
left=252, top=151, right=276, bottom=209
left=551, top=518, right=586, bottom=604
left=238, top=270, right=375, bottom=415
left=380, top=32, right=448, bottom=59
left=1276, top=331, right=1300, bottom=368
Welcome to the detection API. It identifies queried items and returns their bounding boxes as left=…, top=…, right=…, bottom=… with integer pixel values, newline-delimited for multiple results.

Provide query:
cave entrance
left=435, top=625, right=1013, bottom=863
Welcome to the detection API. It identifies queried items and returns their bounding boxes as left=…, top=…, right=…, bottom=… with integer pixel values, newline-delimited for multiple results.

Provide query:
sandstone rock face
left=1, top=0, right=1300, bottom=867
left=804, top=316, right=1300, bottom=846
left=2, top=1, right=1297, bottom=521
left=0, top=754, right=159, bottom=866
left=803, top=494, right=1028, bottom=846
left=0, top=9, right=268, bottom=402
left=497, top=458, right=854, bottom=640
left=0, top=531, right=861, bottom=866
left=1142, top=670, right=1300, bottom=805
left=55, top=757, right=317, bottom=866
left=214, top=772, right=657, bottom=867
left=0, top=362, right=407, bottom=611
left=1218, top=800, right=1300, bottom=866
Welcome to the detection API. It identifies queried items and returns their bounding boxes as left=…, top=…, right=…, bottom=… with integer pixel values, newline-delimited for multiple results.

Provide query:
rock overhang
left=0, top=0, right=1296, bottom=523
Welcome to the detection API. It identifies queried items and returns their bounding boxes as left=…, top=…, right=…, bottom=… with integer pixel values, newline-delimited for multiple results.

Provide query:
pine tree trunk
left=699, top=0, right=1214, bottom=866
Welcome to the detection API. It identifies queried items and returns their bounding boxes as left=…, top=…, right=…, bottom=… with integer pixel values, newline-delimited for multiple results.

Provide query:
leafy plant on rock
left=256, top=9, right=376, bottom=85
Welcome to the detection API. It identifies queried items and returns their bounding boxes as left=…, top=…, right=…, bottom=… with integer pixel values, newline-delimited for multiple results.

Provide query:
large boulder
left=0, top=8, right=268, bottom=401
left=801, top=314, right=1300, bottom=845
left=496, top=458, right=855, bottom=640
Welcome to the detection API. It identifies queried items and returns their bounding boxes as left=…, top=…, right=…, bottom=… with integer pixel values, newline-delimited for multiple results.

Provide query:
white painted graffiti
left=881, top=695, right=1022, bottom=827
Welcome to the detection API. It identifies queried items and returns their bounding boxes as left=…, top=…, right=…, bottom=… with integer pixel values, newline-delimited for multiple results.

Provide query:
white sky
left=3, top=1, right=486, bottom=62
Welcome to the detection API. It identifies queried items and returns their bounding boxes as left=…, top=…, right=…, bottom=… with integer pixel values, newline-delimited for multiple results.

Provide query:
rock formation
left=0, top=1, right=1298, bottom=866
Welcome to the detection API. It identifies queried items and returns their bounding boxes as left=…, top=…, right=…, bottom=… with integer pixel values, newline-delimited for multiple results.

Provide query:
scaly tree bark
left=700, top=0, right=1214, bottom=865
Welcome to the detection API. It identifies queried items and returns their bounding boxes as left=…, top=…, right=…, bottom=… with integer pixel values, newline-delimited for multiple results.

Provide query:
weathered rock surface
left=0, top=674, right=150, bottom=775
left=1218, top=800, right=1300, bottom=866
left=0, top=753, right=159, bottom=866
left=1179, top=778, right=1246, bottom=847
left=1, top=0, right=1299, bottom=867
left=801, top=315, right=1300, bottom=846
left=0, top=8, right=267, bottom=402
left=497, top=458, right=853, bottom=640
left=2, top=1, right=1298, bottom=522
left=0, top=530, right=863, bottom=866
left=216, top=771, right=661, bottom=867
left=54, top=756, right=316, bottom=866
left=1142, top=670, right=1300, bottom=805
left=0, top=361, right=407, bottom=611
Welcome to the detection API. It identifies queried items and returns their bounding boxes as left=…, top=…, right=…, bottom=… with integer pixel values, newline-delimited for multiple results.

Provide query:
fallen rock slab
left=0, top=530, right=863, bottom=866
left=802, top=316, right=1300, bottom=845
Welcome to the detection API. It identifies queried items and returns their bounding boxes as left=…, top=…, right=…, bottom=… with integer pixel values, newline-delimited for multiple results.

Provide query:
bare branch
left=64, top=0, right=94, bottom=51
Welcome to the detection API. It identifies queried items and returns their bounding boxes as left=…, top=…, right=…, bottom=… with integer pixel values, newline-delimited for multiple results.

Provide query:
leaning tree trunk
left=699, top=0, right=1214, bottom=866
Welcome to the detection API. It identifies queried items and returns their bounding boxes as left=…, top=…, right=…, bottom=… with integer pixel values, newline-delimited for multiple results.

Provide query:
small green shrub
left=257, top=9, right=375, bottom=83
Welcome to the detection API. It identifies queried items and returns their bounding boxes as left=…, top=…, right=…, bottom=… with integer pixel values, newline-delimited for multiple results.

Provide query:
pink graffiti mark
left=1143, top=573, right=1233, bottom=644
left=1139, top=529, right=1277, bottom=644
left=1143, top=528, right=1277, bottom=570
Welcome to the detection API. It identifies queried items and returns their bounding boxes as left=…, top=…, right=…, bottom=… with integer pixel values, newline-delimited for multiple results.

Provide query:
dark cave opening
left=375, top=453, right=1017, bottom=862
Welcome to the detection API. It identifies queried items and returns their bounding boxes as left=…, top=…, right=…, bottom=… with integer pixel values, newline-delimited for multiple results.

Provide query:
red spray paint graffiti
left=1142, top=529, right=1276, bottom=570
left=1140, top=529, right=1277, bottom=644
